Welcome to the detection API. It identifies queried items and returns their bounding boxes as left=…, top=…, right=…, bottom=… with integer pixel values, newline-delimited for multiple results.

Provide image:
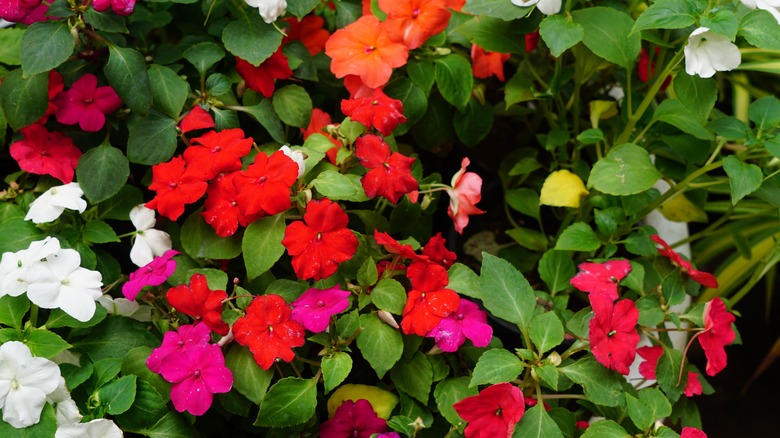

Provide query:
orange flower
left=445, top=0, right=465, bottom=11
left=325, top=15, right=408, bottom=89
left=379, top=0, right=452, bottom=50
left=281, top=15, right=331, bottom=55
left=471, top=44, right=511, bottom=82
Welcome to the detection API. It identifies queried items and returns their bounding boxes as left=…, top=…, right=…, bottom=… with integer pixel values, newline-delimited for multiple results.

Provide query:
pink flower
left=684, top=371, right=702, bottom=397
left=588, top=299, right=640, bottom=375
left=681, top=427, right=708, bottom=438
left=651, top=235, right=718, bottom=288
left=426, top=299, right=492, bottom=352
left=161, top=344, right=233, bottom=416
left=54, top=74, right=122, bottom=132
left=146, top=323, right=211, bottom=374
left=637, top=345, right=663, bottom=380
left=0, top=0, right=40, bottom=22
left=698, top=297, right=736, bottom=376
left=446, top=158, right=485, bottom=234
left=570, top=259, right=632, bottom=302
left=453, top=383, right=525, bottom=438
left=290, top=286, right=351, bottom=333
left=320, top=399, right=389, bottom=438
left=122, top=250, right=178, bottom=301
left=91, top=0, right=135, bottom=16
left=9, top=124, right=81, bottom=184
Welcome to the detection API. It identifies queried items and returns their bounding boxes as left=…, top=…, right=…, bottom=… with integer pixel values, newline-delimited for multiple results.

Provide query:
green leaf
left=534, top=363, right=559, bottom=390
left=83, top=220, right=120, bottom=244
left=84, top=9, right=128, bottom=33
left=23, top=328, right=71, bottom=358
left=626, top=387, right=672, bottom=430
left=632, top=0, right=698, bottom=33
left=538, top=250, right=575, bottom=294
left=99, top=185, right=144, bottom=220
left=141, top=412, right=198, bottom=438
left=0, top=402, right=56, bottom=437
left=45, top=305, right=107, bottom=329
left=407, top=59, right=435, bottom=94
left=0, top=219, right=43, bottom=254
left=371, top=278, right=406, bottom=315
left=739, top=10, right=780, bottom=51
left=539, top=15, right=584, bottom=57
left=554, top=222, right=600, bottom=252
left=701, top=9, right=739, bottom=41
left=514, top=404, right=564, bottom=438
left=272, top=84, right=312, bottom=127
left=748, top=95, right=780, bottom=132
left=356, top=313, right=403, bottom=378
left=434, top=377, right=478, bottom=426
left=357, top=257, right=378, bottom=287
left=506, top=227, right=547, bottom=252
left=652, top=99, right=714, bottom=140
left=505, top=188, right=540, bottom=220
left=322, top=352, right=352, bottom=394
left=233, top=101, right=286, bottom=143
left=126, top=112, right=178, bottom=165
left=573, top=7, right=641, bottom=69
left=96, top=375, right=137, bottom=415
left=470, top=349, right=524, bottom=387
left=311, top=171, right=370, bottom=202
left=21, top=22, right=74, bottom=75
left=390, top=352, right=433, bottom=403
left=588, top=144, right=662, bottom=195
left=456, top=16, right=527, bottom=54
left=580, top=420, right=631, bottom=438
left=462, top=0, right=531, bottom=21
left=480, top=253, right=536, bottom=328
left=0, top=28, right=24, bottom=65
left=222, top=14, right=283, bottom=66
left=435, top=54, right=473, bottom=110
left=148, top=65, right=189, bottom=118
left=76, top=145, right=130, bottom=204
left=530, top=312, right=564, bottom=354
left=385, top=77, right=427, bottom=132
left=225, top=344, right=273, bottom=404
left=181, top=208, right=243, bottom=260
left=76, top=316, right=159, bottom=362
left=121, top=347, right=171, bottom=403
left=105, top=45, right=152, bottom=115
left=722, top=156, right=762, bottom=205
left=559, top=356, right=624, bottom=407
left=255, top=377, right=317, bottom=427
left=243, top=214, right=286, bottom=280
left=0, top=69, right=48, bottom=130
left=636, top=295, right=665, bottom=327
left=183, top=42, right=226, bottom=75
left=287, top=0, right=320, bottom=17
left=454, top=98, right=494, bottom=147
left=673, top=74, right=716, bottom=123
left=0, top=296, right=29, bottom=330
left=448, top=263, right=481, bottom=299
left=114, top=380, right=167, bottom=431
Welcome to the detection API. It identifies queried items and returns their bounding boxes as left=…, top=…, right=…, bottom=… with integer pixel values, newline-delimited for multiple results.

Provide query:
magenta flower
left=122, top=250, right=178, bottom=301
left=54, top=74, right=122, bottom=132
left=290, top=286, right=351, bottom=333
left=0, top=0, right=40, bottom=22
left=426, top=299, right=492, bottom=352
left=570, top=259, right=631, bottom=302
left=161, top=344, right=233, bottom=416
left=147, top=323, right=211, bottom=374
left=320, top=399, right=390, bottom=438
left=91, top=0, right=135, bottom=16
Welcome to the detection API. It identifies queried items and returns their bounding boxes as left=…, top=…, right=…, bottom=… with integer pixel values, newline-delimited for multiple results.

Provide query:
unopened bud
left=426, top=344, right=444, bottom=355
left=547, top=351, right=561, bottom=366
left=377, top=310, right=399, bottom=329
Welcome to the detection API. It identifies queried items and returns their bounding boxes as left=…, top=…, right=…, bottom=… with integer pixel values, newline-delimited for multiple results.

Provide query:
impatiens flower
left=282, top=199, right=359, bottom=281
left=741, top=0, right=780, bottom=24
left=184, top=128, right=253, bottom=180
left=202, top=172, right=259, bottom=237
left=245, top=0, right=286, bottom=23
left=510, top=0, right=561, bottom=15
left=279, top=145, right=305, bottom=179
left=446, top=158, right=485, bottom=234
left=20, top=2, right=50, bottom=24
left=0, top=0, right=40, bottom=22
left=233, top=294, right=306, bottom=370
left=0, top=236, right=60, bottom=298
left=129, top=204, right=173, bottom=267
left=55, top=419, right=123, bottom=438
left=379, top=0, right=452, bottom=50
left=0, top=342, right=60, bottom=428
left=344, top=75, right=375, bottom=99
left=179, top=105, right=215, bottom=135
left=147, top=323, right=212, bottom=374
left=320, top=399, right=390, bottom=438
left=651, top=235, right=718, bottom=288
left=10, top=124, right=81, bottom=184
left=301, top=108, right=342, bottom=164
left=54, top=74, right=122, bottom=132
left=146, top=155, right=209, bottom=221
left=167, top=273, right=229, bottom=335
left=97, top=295, right=152, bottom=322
left=539, top=169, right=589, bottom=208
left=290, top=286, right=351, bottom=333
left=637, top=48, right=671, bottom=89
left=325, top=15, right=409, bottom=89
left=681, top=427, right=708, bottom=438
left=25, top=248, right=103, bottom=322
left=684, top=27, right=741, bottom=78
left=235, top=50, right=293, bottom=98
left=327, top=384, right=399, bottom=420
left=234, top=150, right=298, bottom=217
left=637, top=345, right=663, bottom=380
left=453, top=383, right=525, bottom=438
left=684, top=371, right=703, bottom=397
left=373, top=230, right=426, bottom=262
left=401, top=261, right=460, bottom=336
left=422, top=233, right=456, bottom=268
left=471, top=45, right=511, bottom=82
left=570, top=259, right=632, bottom=302
left=38, top=70, right=65, bottom=124
left=342, top=89, right=407, bottom=136
left=282, top=15, right=331, bottom=55
left=445, top=0, right=465, bottom=10
left=525, top=30, right=540, bottom=52
left=698, top=297, right=736, bottom=376
left=355, top=135, right=418, bottom=204
left=160, top=344, right=233, bottom=416
left=426, top=299, right=492, bottom=352
left=24, top=183, right=87, bottom=224
left=122, top=249, right=178, bottom=300
left=47, top=377, right=82, bottom=427
left=588, top=299, right=640, bottom=375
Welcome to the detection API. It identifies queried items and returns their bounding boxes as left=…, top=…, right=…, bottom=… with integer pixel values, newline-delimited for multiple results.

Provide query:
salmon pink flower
left=92, top=0, right=135, bottom=15
left=681, top=427, right=708, bottom=438
left=236, top=50, right=293, bottom=98
left=161, top=344, right=233, bottom=416
left=422, top=233, right=456, bottom=268
left=320, top=399, right=390, bottom=438
left=145, top=156, right=209, bottom=221
left=10, top=124, right=81, bottom=184
left=282, top=15, right=331, bottom=55
left=202, top=172, right=260, bottom=237
left=652, top=235, right=718, bottom=288
left=0, top=0, right=40, bottom=22
left=290, top=286, right=351, bottom=333
left=426, top=299, right=492, bottom=352
left=234, top=150, right=298, bottom=217
left=570, top=259, right=632, bottom=302
left=446, top=158, right=485, bottom=234
left=471, top=45, right=511, bottom=82
left=122, top=250, right=178, bottom=301
left=698, top=297, right=736, bottom=376
left=637, top=345, right=663, bottom=380
left=233, top=294, right=306, bottom=370
left=179, top=105, right=215, bottom=135
left=147, top=323, right=212, bottom=374
left=54, top=74, right=122, bottom=132
left=325, top=15, right=409, bottom=89
left=379, top=0, right=452, bottom=50
left=342, top=89, right=407, bottom=136
left=355, top=135, right=418, bottom=204
left=588, top=299, right=640, bottom=375
left=184, top=128, right=253, bottom=180
left=166, top=274, right=229, bottom=335
left=401, top=261, right=460, bottom=336
left=282, top=199, right=359, bottom=281
left=453, top=383, right=525, bottom=438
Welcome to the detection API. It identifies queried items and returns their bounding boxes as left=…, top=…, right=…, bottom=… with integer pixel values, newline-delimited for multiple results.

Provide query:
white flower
left=55, top=418, right=123, bottom=438
left=511, top=0, right=561, bottom=15
left=280, top=145, right=305, bottom=179
left=244, top=0, right=287, bottom=23
left=97, top=295, right=153, bottom=322
left=0, top=341, right=61, bottom=428
left=741, top=0, right=780, bottom=24
left=46, top=377, right=82, bottom=427
left=24, top=183, right=87, bottom=224
left=25, top=249, right=103, bottom=322
left=684, top=27, right=741, bottom=78
left=129, top=205, right=172, bottom=267
left=0, top=237, right=61, bottom=298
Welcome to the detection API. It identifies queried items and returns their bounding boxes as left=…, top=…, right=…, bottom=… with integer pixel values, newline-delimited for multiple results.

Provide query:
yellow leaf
left=327, top=384, right=399, bottom=419
left=657, top=194, right=708, bottom=222
left=539, top=170, right=589, bottom=208
left=589, top=100, right=618, bottom=128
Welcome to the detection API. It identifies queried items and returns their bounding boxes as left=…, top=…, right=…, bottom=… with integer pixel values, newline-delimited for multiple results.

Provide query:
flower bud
left=377, top=310, right=399, bottom=329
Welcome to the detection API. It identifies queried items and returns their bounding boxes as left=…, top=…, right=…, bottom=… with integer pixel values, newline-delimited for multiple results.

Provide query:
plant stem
left=635, top=161, right=723, bottom=219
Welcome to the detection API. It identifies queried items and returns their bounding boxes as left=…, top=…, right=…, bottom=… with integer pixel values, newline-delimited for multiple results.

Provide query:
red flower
left=202, top=172, right=259, bottom=237
left=232, top=294, right=305, bottom=370
left=342, top=89, right=407, bottom=136
left=698, top=297, right=735, bottom=376
left=379, top=0, right=452, bottom=50
left=422, top=233, right=456, bottom=268
left=447, top=158, right=485, bottom=234
left=301, top=108, right=342, bottom=164
left=320, top=399, right=389, bottom=438
left=282, top=199, right=359, bottom=281
left=9, top=124, right=81, bottom=184
left=570, top=259, right=632, bottom=302
left=184, top=128, right=253, bottom=180
left=525, top=30, right=540, bottom=53
left=355, top=135, right=418, bottom=204
left=637, top=345, right=663, bottom=380
left=166, top=274, right=229, bottom=336
left=344, top=75, right=376, bottom=99
left=179, top=105, right=215, bottom=135
left=325, top=15, right=409, bottom=89
left=453, top=383, right=525, bottom=438
left=651, top=235, right=718, bottom=288
left=684, top=371, right=702, bottom=397
left=471, top=45, right=511, bottom=82
left=588, top=299, right=640, bottom=375
left=233, top=150, right=298, bottom=217
left=235, top=50, right=293, bottom=98
left=373, top=230, right=426, bottom=262
left=401, top=261, right=460, bottom=336
left=681, top=427, right=708, bottom=438
left=145, top=156, right=208, bottom=221
left=282, top=15, right=331, bottom=55
left=36, top=70, right=65, bottom=124
left=445, top=0, right=465, bottom=11
left=54, top=73, right=122, bottom=132
left=638, top=48, right=671, bottom=89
